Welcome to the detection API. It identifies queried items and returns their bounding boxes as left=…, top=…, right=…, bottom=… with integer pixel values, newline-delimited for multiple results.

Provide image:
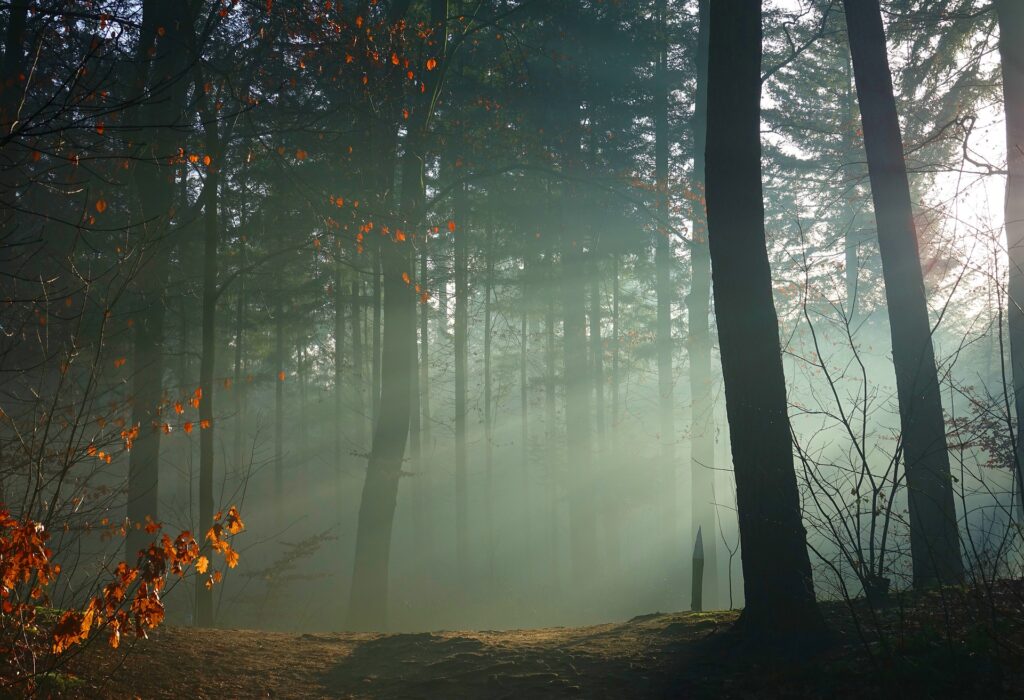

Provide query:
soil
left=39, top=587, right=1024, bottom=698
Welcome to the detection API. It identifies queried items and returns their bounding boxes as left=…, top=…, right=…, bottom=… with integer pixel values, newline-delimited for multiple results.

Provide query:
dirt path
left=66, top=611, right=738, bottom=699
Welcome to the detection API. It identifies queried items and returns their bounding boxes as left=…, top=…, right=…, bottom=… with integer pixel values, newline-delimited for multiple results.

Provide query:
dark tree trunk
left=347, top=0, right=447, bottom=630
left=194, top=100, right=221, bottom=627
left=415, top=248, right=432, bottom=558
left=274, top=297, right=285, bottom=530
left=233, top=242, right=246, bottom=481
left=705, top=0, right=824, bottom=634
left=654, top=0, right=677, bottom=551
left=483, top=225, right=495, bottom=586
left=996, top=0, right=1024, bottom=517
left=843, top=0, right=963, bottom=587
left=351, top=279, right=366, bottom=452
left=687, top=0, right=718, bottom=611
left=125, top=0, right=192, bottom=563
left=453, top=177, right=470, bottom=580
left=335, top=261, right=346, bottom=512
left=371, top=251, right=383, bottom=423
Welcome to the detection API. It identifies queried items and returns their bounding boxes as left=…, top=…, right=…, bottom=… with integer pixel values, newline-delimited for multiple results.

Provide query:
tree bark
left=687, top=0, right=718, bottom=612
left=654, top=0, right=677, bottom=554
left=347, top=0, right=447, bottom=630
left=125, top=0, right=193, bottom=563
left=705, top=0, right=824, bottom=634
left=453, top=176, right=470, bottom=581
left=996, top=0, right=1024, bottom=518
left=843, top=0, right=963, bottom=587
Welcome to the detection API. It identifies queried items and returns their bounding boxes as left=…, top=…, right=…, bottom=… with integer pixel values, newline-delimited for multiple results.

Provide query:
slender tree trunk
left=544, top=245, right=559, bottom=586
left=454, top=177, right=470, bottom=581
left=687, top=0, right=718, bottom=611
left=195, top=132, right=220, bottom=629
left=590, top=267, right=605, bottom=443
left=705, top=0, right=824, bottom=634
left=654, top=0, right=677, bottom=553
left=335, top=261, right=346, bottom=513
left=351, top=279, right=366, bottom=452
left=417, top=248, right=432, bottom=557
left=233, top=243, right=246, bottom=481
left=274, top=298, right=285, bottom=530
left=372, top=250, right=383, bottom=423
left=125, top=0, right=192, bottom=563
left=560, top=104, right=597, bottom=583
left=347, top=0, right=447, bottom=630
left=996, top=0, right=1024, bottom=517
left=484, top=225, right=495, bottom=587
left=844, top=0, right=963, bottom=587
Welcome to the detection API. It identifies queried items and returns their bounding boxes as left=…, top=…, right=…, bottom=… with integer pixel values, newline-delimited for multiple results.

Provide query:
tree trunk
left=560, top=105, right=597, bottom=583
left=274, top=297, right=285, bottom=530
left=416, top=248, right=432, bottom=558
left=372, top=250, right=383, bottom=424
left=351, top=279, right=366, bottom=452
left=481, top=224, right=493, bottom=585
left=454, top=177, right=470, bottom=581
left=687, top=0, right=718, bottom=612
left=347, top=0, right=447, bottom=630
left=233, top=241, right=246, bottom=481
left=843, top=0, right=963, bottom=587
left=195, top=131, right=219, bottom=630
left=125, top=0, right=192, bottom=563
left=335, top=261, right=346, bottom=513
left=705, top=0, right=824, bottom=634
left=654, top=0, right=677, bottom=554
left=996, top=0, right=1024, bottom=518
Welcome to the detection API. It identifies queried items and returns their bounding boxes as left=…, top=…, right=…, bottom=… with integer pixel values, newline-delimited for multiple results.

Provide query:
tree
left=996, top=0, right=1024, bottom=515
left=704, top=0, right=824, bottom=635
left=843, top=0, right=964, bottom=588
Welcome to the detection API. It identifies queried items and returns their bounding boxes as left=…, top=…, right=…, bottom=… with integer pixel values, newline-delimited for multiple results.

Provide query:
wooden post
left=691, top=526, right=704, bottom=612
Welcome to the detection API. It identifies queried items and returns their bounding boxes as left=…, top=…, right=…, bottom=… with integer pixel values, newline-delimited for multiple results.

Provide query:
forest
left=1, top=0, right=1023, bottom=696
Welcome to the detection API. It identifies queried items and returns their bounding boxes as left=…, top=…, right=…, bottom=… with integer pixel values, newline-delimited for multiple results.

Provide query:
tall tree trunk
left=544, top=245, right=559, bottom=585
left=351, top=279, right=366, bottom=452
left=335, top=261, right=346, bottom=513
left=590, top=267, right=605, bottom=444
left=996, top=0, right=1024, bottom=517
left=372, top=250, right=383, bottom=423
left=484, top=225, right=495, bottom=587
left=195, top=130, right=220, bottom=630
left=560, top=104, right=597, bottom=583
left=125, top=0, right=192, bottom=563
left=705, top=0, right=824, bottom=634
left=233, top=242, right=246, bottom=481
left=416, top=248, right=432, bottom=558
left=843, top=0, right=963, bottom=587
left=274, top=297, right=285, bottom=530
left=453, top=177, right=470, bottom=581
left=687, top=0, right=718, bottom=611
left=654, top=0, right=677, bottom=554
left=347, top=0, right=447, bottom=630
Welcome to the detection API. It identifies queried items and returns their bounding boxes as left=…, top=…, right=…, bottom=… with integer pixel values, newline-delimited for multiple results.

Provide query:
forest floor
left=46, top=583, right=1024, bottom=698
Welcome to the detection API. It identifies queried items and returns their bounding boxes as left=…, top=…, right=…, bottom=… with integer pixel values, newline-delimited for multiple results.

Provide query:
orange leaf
left=195, top=555, right=209, bottom=574
left=95, top=199, right=107, bottom=213
left=426, top=58, right=438, bottom=71
left=295, top=148, right=307, bottom=160
left=447, top=219, right=456, bottom=232
left=278, top=371, right=286, bottom=382
left=402, top=272, right=411, bottom=285
left=183, top=422, right=193, bottom=434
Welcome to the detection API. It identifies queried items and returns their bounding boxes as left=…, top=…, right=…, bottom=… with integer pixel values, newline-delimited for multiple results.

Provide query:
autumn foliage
left=0, top=507, right=243, bottom=690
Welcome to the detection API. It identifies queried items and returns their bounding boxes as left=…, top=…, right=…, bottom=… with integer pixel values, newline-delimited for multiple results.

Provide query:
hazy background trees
left=0, top=0, right=1020, bottom=635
